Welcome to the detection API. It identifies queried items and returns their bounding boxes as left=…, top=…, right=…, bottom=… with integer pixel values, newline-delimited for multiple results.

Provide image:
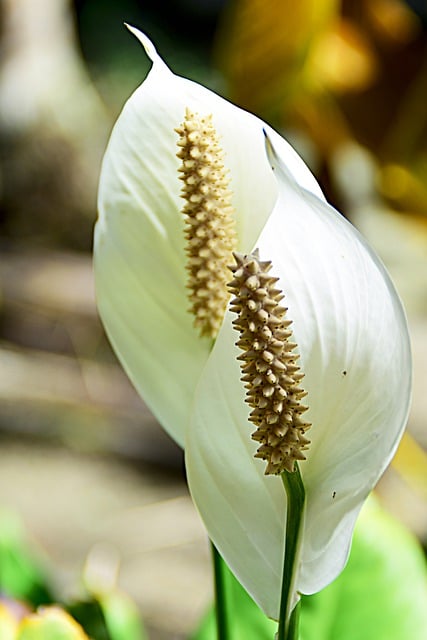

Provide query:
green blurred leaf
left=300, top=499, right=427, bottom=640
left=68, top=590, right=146, bottom=640
left=191, top=559, right=276, bottom=640
left=17, top=607, right=89, bottom=640
left=67, top=600, right=109, bottom=640
left=0, top=510, right=52, bottom=606
left=192, top=499, right=427, bottom=640
left=100, top=591, right=146, bottom=640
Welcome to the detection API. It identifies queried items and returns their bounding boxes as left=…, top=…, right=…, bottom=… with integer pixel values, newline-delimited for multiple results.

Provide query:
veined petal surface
left=94, top=27, right=324, bottom=445
left=186, top=143, right=411, bottom=618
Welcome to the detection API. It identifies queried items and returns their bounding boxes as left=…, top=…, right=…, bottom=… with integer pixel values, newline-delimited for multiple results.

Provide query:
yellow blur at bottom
left=0, top=605, right=88, bottom=640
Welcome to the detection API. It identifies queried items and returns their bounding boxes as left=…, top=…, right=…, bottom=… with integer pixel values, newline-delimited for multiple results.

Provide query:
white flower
left=185, top=139, right=411, bottom=619
left=94, top=27, right=411, bottom=621
left=94, top=26, right=323, bottom=446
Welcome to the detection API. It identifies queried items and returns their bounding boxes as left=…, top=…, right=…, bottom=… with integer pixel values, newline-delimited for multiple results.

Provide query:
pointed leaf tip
left=263, top=130, right=285, bottom=178
left=263, top=129, right=272, bottom=157
left=124, top=24, right=168, bottom=69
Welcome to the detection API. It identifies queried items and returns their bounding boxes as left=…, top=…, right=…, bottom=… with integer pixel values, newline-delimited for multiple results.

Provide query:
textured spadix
left=177, top=108, right=237, bottom=338
left=186, top=140, right=411, bottom=619
left=228, top=250, right=311, bottom=474
left=94, top=26, right=324, bottom=446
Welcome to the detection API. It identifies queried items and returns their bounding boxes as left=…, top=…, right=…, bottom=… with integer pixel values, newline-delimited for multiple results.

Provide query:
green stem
left=211, top=542, right=230, bottom=640
left=286, top=600, right=301, bottom=640
left=277, top=464, right=306, bottom=640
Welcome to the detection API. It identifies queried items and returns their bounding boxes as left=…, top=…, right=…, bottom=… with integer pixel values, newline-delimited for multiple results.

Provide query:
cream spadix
left=94, top=26, right=324, bottom=446
left=228, top=250, right=311, bottom=475
left=185, top=137, right=411, bottom=619
left=176, top=108, right=237, bottom=339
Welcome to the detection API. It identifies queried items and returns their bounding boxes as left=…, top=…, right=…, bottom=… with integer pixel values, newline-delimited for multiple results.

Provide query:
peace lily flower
left=185, top=140, right=412, bottom=620
left=94, top=25, right=411, bottom=625
left=94, top=26, right=324, bottom=447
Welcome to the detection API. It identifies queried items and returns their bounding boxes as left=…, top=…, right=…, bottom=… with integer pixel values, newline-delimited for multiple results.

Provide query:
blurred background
left=0, top=0, right=426, bottom=638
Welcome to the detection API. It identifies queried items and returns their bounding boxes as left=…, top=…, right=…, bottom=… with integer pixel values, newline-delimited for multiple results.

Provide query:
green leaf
left=67, top=591, right=146, bottom=640
left=299, top=499, right=427, bottom=640
left=100, top=591, right=147, bottom=640
left=191, top=559, right=276, bottom=640
left=0, top=510, right=52, bottom=606
left=66, top=600, right=109, bottom=640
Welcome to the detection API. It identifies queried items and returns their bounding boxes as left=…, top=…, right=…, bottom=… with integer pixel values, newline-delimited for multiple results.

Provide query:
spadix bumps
left=95, top=27, right=411, bottom=622
left=229, top=250, right=310, bottom=475
left=176, top=108, right=236, bottom=338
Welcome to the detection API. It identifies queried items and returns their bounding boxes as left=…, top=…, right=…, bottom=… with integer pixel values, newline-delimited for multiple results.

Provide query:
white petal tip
left=124, top=24, right=168, bottom=69
left=263, top=128, right=304, bottom=191
left=263, top=129, right=281, bottom=174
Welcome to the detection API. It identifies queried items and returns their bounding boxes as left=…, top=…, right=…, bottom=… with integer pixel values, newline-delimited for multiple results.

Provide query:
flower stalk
left=278, top=465, right=306, bottom=640
left=211, top=543, right=231, bottom=640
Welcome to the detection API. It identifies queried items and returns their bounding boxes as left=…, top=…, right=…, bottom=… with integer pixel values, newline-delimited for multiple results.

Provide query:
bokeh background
left=0, top=0, right=426, bottom=638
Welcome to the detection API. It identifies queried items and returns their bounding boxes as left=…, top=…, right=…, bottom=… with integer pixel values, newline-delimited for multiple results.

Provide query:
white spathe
left=94, top=26, right=323, bottom=446
left=185, top=140, right=412, bottom=620
left=95, top=28, right=411, bottom=620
